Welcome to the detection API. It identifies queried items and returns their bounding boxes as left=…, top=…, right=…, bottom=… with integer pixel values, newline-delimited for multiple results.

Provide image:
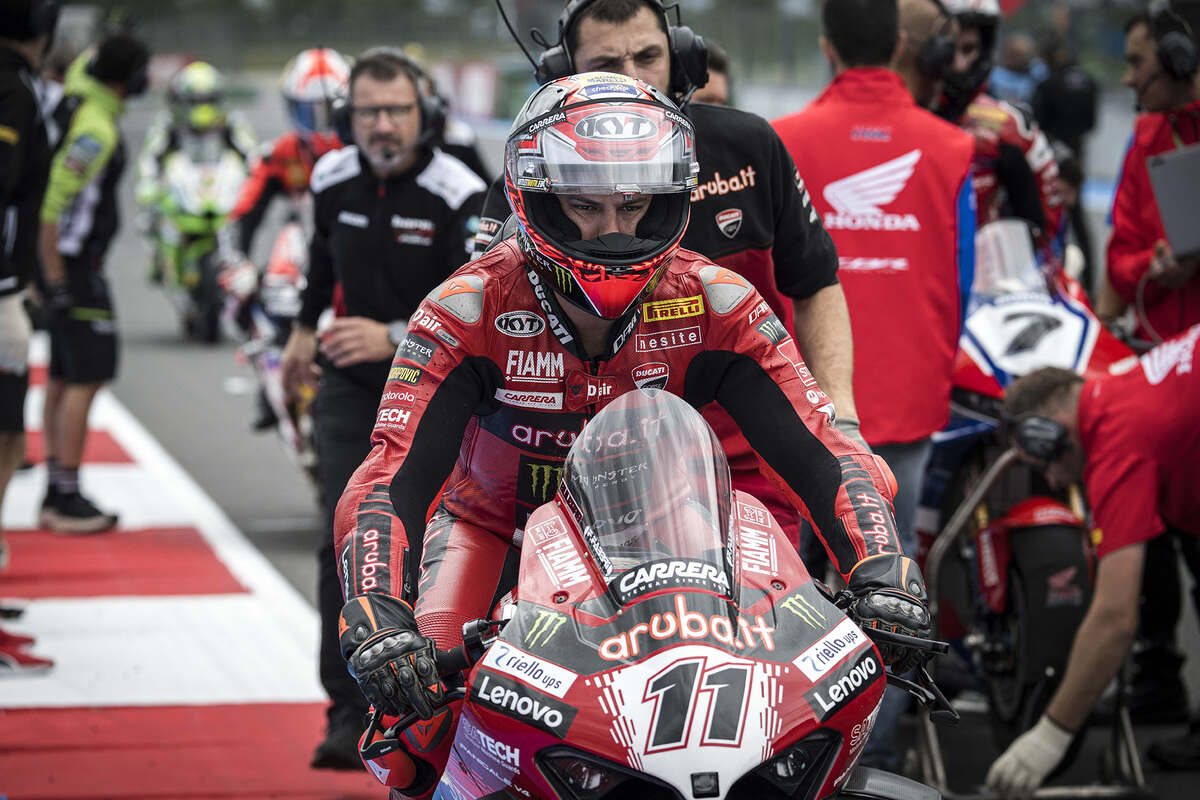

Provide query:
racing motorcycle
left=915, top=220, right=1135, bottom=783
left=364, top=390, right=955, bottom=800
left=150, top=131, right=248, bottom=342
left=226, top=217, right=316, bottom=479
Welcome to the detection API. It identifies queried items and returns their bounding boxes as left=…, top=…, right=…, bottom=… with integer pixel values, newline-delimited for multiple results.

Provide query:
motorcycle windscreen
left=559, top=389, right=736, bottom=605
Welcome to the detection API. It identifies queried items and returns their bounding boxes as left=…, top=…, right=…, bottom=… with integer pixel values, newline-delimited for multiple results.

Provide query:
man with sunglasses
left=279, top=46, right=487, bottom=770
left=988, top=323, right=1200, bottom=797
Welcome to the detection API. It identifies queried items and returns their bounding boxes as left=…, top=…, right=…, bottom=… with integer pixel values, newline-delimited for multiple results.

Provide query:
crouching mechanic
left=987, top=324, right=1200, bottom=798
left=330, top=74, right=932, bottom=797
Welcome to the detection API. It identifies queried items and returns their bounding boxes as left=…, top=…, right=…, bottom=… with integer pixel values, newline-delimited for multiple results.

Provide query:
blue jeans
left=860, top=437, right=933, bottom=771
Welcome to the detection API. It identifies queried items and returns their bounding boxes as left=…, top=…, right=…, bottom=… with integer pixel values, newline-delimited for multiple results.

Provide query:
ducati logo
left=715, top=208, right=742, bottom=238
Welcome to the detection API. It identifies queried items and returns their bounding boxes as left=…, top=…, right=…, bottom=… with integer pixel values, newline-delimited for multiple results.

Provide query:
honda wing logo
left=823, top=149, right=922, bottom=231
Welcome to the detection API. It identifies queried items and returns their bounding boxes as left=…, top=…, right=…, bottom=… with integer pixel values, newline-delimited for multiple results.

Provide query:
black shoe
left=1092, top=676, right=1190, bottom=725
left=251, top=392, right=279, bottom=432
left=1148, top=728, right=1200, bottom=770
left=45, top=492, right=118, bottom=535
left=311, top=720, right=366, bottom=771
left=37, top=487, right=60, bottom=529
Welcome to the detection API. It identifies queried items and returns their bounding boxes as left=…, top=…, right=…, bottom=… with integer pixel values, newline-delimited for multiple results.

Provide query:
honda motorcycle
left=916, top=220, right=1134, bottom=777
left=150, top=131, right=247, bottom=342
left=226, top=217, right=316, bottom=479
left=365, top=390, right=954, bottom=800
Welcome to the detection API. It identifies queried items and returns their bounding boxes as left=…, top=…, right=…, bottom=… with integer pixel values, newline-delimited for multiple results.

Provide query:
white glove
left=833, top=415, right=871, bottom=452
left=986, top=715, right=1073, bottom=799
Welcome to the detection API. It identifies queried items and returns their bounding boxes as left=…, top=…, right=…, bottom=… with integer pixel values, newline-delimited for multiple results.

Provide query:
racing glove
left=846, top=553, right=931, bottom=674
left=339, top=593, right=446, bottom=720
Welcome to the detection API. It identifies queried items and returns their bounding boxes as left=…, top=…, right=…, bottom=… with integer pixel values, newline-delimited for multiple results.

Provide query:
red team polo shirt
left=1080, top=324, right=1200, bottom=560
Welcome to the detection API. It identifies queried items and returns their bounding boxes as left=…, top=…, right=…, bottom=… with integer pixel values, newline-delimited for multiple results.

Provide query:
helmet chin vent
left=569, top=233, right=659, bottom=262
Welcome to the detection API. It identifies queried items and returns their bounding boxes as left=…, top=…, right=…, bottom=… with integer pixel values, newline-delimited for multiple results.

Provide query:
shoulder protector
left=310, top=145, right=361, bottom=194
left=698, top=265, right=753, bottom=315
left=426, top=274, right=484, bottom=324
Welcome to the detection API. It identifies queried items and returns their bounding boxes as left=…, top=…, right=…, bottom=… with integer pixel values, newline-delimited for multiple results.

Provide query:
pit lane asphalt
left=104, top=90, right=1200, bottom=799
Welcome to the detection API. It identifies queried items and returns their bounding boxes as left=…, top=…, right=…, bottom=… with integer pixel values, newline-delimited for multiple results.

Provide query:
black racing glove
left=847, top=553, right=932, bottom=674
left=339, top=593, right=446, bottom=720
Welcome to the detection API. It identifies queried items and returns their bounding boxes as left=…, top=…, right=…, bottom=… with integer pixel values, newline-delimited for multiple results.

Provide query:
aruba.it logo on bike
left=598, top=594, right=776, bottom=660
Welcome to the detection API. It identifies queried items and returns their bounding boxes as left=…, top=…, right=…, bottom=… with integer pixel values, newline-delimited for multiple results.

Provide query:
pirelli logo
left=388, top=366, right=423, bottom=384
left=642, top=295, right=704, bottom=323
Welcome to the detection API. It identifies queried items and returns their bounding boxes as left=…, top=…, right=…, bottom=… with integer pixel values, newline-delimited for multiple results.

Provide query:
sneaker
left=1147, top=728, right=1200, bottom=770
left=0, top=641, right=53, bottom=674
left=37, top=487, right=60, bottom=529
left=311, top=719, right=367, bottom=771
left=45, top=492, right=118, bottom=535
left=0, top=626, right=35, bottom=647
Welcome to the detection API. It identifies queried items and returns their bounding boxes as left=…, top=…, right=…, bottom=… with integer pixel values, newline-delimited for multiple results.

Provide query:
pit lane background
left=1, top=75, right=1196, bottom=798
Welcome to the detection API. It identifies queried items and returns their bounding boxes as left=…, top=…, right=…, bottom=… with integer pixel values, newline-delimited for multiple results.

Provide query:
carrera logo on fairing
left=495, top=311, right=546, bottom=338
left=823, top=149, right=922, bottom=232
left=481, top=641, right=579, bottom=699
left=793, top=617, right=867, bottom=682
left=574, top=111, right=657, bottom=140
left=615, top=559, right=731, bottom=603
left=598, top=594, right=776, bottom=660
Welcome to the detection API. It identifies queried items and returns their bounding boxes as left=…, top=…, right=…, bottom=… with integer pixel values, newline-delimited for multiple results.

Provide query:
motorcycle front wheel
left=185, top=254, right=223, bottom=344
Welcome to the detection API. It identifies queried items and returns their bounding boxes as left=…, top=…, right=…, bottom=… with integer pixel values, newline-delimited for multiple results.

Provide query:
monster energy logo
left=525, top=610, right=567, bottom=647
left=781, top=593, right=827, bottom=630
left=552, top=264, right=572, bottom=294
left=528, top=463, right=564, bottom=503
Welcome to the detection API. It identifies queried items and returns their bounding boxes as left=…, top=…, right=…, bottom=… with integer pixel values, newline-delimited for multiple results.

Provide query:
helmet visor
left=506, top=100, right=698, bottom=196
left=288, top=99, right=335, bottom=135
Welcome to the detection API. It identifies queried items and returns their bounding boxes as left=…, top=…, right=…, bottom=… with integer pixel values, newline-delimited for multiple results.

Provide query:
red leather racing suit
left=230, top=131, right=338, bottom=253
left=333, top=240, right=904, bottom=796
left=958, top=93, right=1062, bottom=238
left=335, top=240, right=903, bottom=634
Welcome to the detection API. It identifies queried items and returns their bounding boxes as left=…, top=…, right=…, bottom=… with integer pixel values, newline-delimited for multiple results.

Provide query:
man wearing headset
left=474, top=0, right=850, bottom=552
left=988, top=323, right=1200, bottom=797
left=37, top=31, right=148, bottom=534
left=773, top=0, right=975, bottom=772
left=1108, top=4, right=1200, bottom=346
left=278, top=47, right=487, bottom=770
left=1099, top=4, right=1200, bottom=762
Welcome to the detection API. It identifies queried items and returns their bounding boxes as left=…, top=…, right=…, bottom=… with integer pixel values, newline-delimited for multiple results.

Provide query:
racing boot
left=311, top=711, right=367, bottom=771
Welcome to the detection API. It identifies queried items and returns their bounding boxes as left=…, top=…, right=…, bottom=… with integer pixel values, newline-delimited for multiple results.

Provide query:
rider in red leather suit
left=229, top=48, right=350, bottom=254
left=938, top=0, right=1063, bottom=239
left=331, top=74, right=931, bottom=798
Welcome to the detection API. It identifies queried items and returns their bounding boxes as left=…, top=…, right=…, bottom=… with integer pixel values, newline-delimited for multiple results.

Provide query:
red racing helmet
left=504, top=72, right=699, bottom=320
